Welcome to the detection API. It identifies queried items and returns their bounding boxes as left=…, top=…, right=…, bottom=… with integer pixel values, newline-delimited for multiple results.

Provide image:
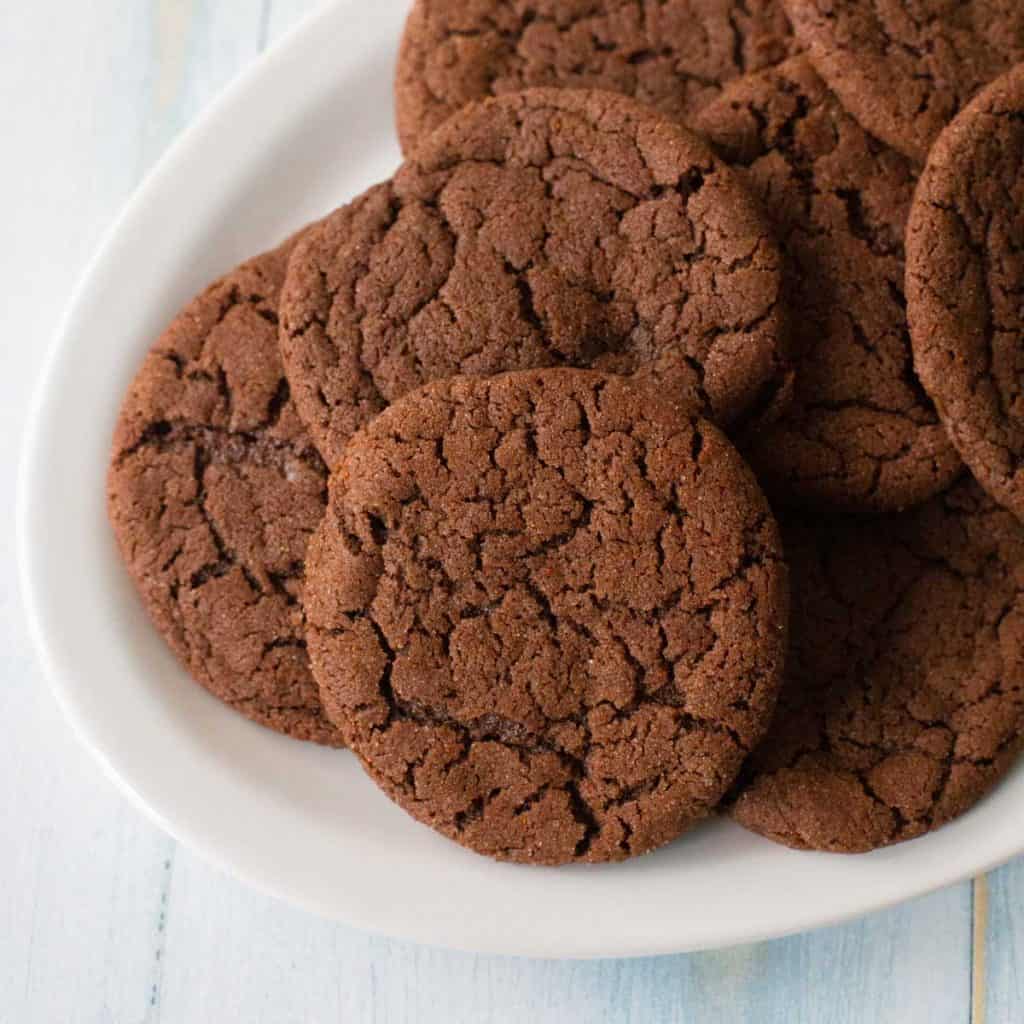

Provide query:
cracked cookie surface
left=395, top=0, right=797, bottom=154
left=783, top=0, right=1024, bottom=164
left=696, top=57, right=960, bottom=510
left=107, top=238, right=342, bottom=746
left=733, top=477, right=1024, bottom=853
left=907, top=64, right=1024, bottom=525
left=280, top=88, right=791, bottom=470
left=305, top=370, right=788, bottom=863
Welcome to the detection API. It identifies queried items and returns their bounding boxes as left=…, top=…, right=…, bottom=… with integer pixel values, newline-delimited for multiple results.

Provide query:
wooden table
left=1, top=2, right=1020, bottom=1020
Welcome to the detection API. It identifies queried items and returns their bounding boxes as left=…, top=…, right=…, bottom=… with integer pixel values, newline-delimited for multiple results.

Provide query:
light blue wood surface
left=152, top=854, right=974, bottom=1023
left=0, top=1, right=1019, bottom=1020
left=987, top=862, right=1024, bottom=1023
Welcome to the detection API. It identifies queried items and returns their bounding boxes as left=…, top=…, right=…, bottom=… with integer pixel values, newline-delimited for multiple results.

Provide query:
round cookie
left=281, top=88, right=792, bottom=469
left=695, top=57, right=960, bottom=509
left=783, top=0, right=1024, bottom=164
left=305, top=370, right=788, bottom=864
left=395, top=0, right=797, bottom=154
left=907, top=64, right=1024, bottom=523
left=107, top=237, right=342, bottom=746
left=733, top=478, right=1024, bottom=853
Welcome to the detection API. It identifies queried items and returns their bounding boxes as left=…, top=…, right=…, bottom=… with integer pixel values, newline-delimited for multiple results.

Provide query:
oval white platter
left=18, top=0, right=1024, bottom=958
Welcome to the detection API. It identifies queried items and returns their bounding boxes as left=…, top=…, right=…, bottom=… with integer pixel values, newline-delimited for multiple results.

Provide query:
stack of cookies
left=108, top=0, right=1024, bottom=863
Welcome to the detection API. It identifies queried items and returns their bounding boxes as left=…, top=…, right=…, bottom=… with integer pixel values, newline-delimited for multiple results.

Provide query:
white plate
left=18, top=0, right=1024, bottom=959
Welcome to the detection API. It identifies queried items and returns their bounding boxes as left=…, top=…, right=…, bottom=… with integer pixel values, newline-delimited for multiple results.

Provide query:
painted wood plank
left=153, top=850, right=972, bottom=1024
left=139, top=0, right=269, bottom=173
left=984, top=861, right=1024, bottom=1023
left=687, top=883, right=972, bottom=1024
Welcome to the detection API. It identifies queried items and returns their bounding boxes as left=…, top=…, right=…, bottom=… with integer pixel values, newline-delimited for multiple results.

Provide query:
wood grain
left=152, top=854, right=973, bottom=1023
left=985, top=863, right=1023, bottom=1024
left=0, top=0, right=1016, bottom=1020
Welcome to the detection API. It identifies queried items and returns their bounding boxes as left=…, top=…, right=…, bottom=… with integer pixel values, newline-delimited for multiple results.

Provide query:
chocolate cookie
left=783, top=0, right=1024, bottom=164
left=305, top=370, right=788, bottom=864
left=107, top=238, right=342, bottom=745
left=907, top=64, right=1024, bottom=524
left=395, top=0, right=797, bottom=154
left=733, top=478, right=1024, bottom=853
left=280, top=88, right=792, bottom=469
left=695, top=57, right=960, bottom=509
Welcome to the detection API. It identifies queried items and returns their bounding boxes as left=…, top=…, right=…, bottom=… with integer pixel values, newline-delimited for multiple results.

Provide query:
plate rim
left=17, top=0, right=1024, bottom=959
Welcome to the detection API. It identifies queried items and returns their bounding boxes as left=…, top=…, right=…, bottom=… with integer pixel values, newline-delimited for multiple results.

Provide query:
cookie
left=280, top=88, right=792, bottom=469
left=395, top=0, right=797, bottom=154
left=107, top=237, right=342, bottom=746
left=733, top=478, right=1024, bottom=853
left=695, top=57, right=960, bottom=509
left=906, top=64, right=1024, bottom=524
left=783, top=0, right=1024, bottom=164
left=305, top=370, right=788, bottom=864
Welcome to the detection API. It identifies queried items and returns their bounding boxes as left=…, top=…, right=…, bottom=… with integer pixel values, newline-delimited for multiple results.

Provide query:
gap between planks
left=258, top=0, right=273, bottom=52
left=972, top=875, right=989, bottom=1024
